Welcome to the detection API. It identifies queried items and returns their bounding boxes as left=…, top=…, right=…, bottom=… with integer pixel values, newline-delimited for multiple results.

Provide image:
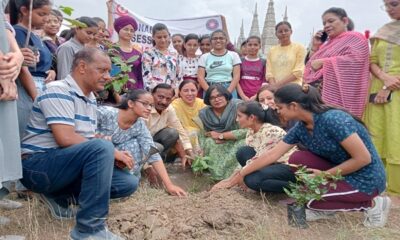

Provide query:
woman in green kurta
left=199, top=85, right=246, bottom=180
left=363, top=0, right=400, bottom=206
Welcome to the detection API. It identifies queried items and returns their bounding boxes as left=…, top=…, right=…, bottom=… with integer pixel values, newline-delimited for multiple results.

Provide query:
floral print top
left=177, top=55, right=200, bottom=82
left=246, top=123, right=293, bottom=163
left=96, top=106, right=161, bottom=177
left=142, top=47, right=179, bottom=91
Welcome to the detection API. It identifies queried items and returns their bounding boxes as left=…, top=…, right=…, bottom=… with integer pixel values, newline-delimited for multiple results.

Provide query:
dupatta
left=371, top=20, right=400, bottom=46
left=303, top=31, right=370, bottom=118
left=199, top=99, right=242, bottom=132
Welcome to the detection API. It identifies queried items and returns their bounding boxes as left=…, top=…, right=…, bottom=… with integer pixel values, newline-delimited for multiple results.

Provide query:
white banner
left=111, top=0, right=223, bottom=49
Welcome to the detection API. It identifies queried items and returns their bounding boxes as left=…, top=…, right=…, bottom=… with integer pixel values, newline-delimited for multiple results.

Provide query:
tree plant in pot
left=284, top=166, right=343, bottom=229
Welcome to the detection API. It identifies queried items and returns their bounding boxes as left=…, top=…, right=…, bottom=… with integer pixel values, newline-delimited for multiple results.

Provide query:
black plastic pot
left=287, top=203, right=308, bottom=229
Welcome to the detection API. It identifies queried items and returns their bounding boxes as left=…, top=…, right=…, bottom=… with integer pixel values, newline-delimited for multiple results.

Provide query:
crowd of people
left=0, top=0, right=398, bottom=239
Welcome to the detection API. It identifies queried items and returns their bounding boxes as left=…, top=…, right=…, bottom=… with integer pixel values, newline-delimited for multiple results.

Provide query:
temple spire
left=283, top=6, right=288, bottom=22
left=237, top=19, right=246, bottom=49
left=248, top=2, right=261, bottom=37
left=261, top=0, right=278, bottom=54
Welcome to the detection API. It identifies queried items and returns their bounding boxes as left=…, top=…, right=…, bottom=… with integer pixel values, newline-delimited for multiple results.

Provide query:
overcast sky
left=54, top=0, right=390, bottom=46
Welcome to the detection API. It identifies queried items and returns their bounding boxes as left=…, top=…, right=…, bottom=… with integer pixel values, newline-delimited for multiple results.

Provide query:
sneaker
left=0, top=216, right=10, bottom=226
left=0, top=199, right=23, bottom=210
left=35, top=194, right=76, bottom=220
left=0, top=235, right=25, bottom=240
left=363, top=196, right=391, bottom=228
left=306, top=209, right=336, bottom=221
left=70, top=227, right=125, bottom=240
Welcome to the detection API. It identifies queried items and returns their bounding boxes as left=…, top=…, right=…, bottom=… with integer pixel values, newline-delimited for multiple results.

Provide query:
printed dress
left=142, top=47, right=179, bottom=91
left=97, top=106, right=161, bottom=177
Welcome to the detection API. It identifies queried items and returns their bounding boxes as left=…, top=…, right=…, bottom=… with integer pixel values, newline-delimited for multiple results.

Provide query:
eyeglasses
left=135, top=100, right=154, bottom=109
left=381, top=1, right=399, bottom=10
left=211, top=37, right=226, bottom=41
left=209, top=93, right=224, bottom=101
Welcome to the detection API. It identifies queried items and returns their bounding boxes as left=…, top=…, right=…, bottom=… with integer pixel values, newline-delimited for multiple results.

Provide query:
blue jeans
left=236, top=146, right=295, bottom=193
left=20, top=139, right=138, bottom=233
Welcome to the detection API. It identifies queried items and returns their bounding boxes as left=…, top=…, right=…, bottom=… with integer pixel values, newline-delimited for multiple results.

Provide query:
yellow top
left=266, top=42, right=306, bottom=84
left=171, top=98, right=206, bottom=133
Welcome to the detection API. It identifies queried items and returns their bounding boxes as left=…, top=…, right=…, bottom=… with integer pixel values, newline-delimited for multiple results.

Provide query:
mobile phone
left=320, top=32, right=328, bottom=43
left=369, top=92, right=392, bottom=103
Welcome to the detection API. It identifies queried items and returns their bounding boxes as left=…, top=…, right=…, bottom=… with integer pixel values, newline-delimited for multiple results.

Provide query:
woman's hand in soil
left=211, top=171, right=243, bottom=191
left=181, top=155, right=193, bottom=169
left=166, top=184, right=187, bottom=197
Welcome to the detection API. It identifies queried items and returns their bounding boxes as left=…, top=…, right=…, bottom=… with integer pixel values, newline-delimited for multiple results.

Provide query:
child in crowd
left=237, top=36, right=266, bottom=101
left=9, top=0, right=54, bottom=137
left=142, top=23, right=179, bottom=92
left=199, top=34, right=211, bottom=54
left=56, top=16, right=98, bottom=79
left=177, top=33, right=200, bottom=95
left=172, top=33, right=184, bottom=55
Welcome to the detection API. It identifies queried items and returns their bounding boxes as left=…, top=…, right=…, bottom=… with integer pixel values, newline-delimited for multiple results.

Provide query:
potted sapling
left=284, top=166, right=343, bottom=229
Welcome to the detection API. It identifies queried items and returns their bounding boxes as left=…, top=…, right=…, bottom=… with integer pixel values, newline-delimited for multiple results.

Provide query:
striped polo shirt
left=21, top=75, right=97, bottom=154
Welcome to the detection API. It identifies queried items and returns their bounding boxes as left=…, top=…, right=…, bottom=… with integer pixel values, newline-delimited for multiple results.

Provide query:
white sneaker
left=0, top=235, right=25, bottom=240
left=363, top=196, right=391, bottom=228
left=306, top=209, right=336, bottom=221
left=0, top=199, right=22, bottom=210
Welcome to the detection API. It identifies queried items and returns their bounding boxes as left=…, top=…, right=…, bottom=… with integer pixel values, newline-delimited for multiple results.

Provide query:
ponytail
left=275, top=83, right=367, bottom=127
left=238, top=101, right=281, bottom=127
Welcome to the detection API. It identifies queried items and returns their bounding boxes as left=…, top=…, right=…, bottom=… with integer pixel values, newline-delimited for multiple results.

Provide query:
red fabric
left=304, top=31, right=370, bottom=118
left=289, top=151, right=375, bottom=211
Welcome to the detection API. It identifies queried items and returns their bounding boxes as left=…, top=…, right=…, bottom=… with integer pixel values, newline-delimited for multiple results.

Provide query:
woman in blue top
left=9, top=0, right=53, bottom=138
left=96, top=89, right=186, bottom=197
left=213, top=83, right=390, bottom=228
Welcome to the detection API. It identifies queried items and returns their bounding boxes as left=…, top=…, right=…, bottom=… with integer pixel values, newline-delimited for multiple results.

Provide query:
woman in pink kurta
left=304, top=7, right=370, bottom=118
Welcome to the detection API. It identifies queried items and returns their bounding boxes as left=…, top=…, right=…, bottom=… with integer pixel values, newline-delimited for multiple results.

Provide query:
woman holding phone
left=304, top=7, right=370, bottom=118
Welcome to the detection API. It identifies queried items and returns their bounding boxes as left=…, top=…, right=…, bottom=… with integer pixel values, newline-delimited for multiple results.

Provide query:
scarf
left=303, top=31, right=370, bottom=118
left=199, top=99, right=241, bottom=132
left=371, top=20, right=400, bottom=46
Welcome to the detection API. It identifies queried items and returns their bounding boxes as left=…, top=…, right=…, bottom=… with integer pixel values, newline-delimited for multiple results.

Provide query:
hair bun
left=302, top=84, right=310, bottom=94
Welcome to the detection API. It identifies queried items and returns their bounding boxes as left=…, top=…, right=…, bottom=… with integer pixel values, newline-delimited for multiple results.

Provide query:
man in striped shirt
left=20, top=48, right=134, bottom=240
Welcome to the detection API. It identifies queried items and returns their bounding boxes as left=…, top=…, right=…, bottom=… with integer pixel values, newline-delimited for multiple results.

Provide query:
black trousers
left=153, top=127, right=179, bottom=161
left=236, top=146, right=295, bottom=193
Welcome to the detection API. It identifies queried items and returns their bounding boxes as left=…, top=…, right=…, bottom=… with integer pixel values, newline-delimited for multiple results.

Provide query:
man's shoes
left=35, top=194, right=76, bottom=220
left=306, top=209, right=336, bottom=221
left=0, top=216, right=10, bottom=226
left=363, top=196, right=391, bottom=228
left=70, top=227, right=125, bottom=240
left=0, top=199, right=23, bottom=210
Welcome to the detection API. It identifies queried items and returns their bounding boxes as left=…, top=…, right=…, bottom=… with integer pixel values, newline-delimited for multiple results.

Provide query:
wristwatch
left=218, top=133, right=224, bottom=140
left=382, top=85, right=388, bottom=90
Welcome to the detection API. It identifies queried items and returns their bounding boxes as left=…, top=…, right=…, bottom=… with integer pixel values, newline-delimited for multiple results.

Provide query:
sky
left=54, top=0, right=390, bottom=46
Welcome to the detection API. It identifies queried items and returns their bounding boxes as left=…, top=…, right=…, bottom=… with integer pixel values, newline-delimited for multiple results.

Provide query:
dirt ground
left=1, top=164, right=399, bottom=240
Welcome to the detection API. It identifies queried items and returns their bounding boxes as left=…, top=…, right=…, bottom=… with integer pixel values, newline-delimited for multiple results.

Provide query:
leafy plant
left=103, top=45, right=139, bottom=93
left=284, top=166, right=343, bottom=207
left=191, top=156, right=212, bottom=174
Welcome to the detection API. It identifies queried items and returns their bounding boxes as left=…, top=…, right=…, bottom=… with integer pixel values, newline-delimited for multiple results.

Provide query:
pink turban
left=114, top=15, right=138, bottom=33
